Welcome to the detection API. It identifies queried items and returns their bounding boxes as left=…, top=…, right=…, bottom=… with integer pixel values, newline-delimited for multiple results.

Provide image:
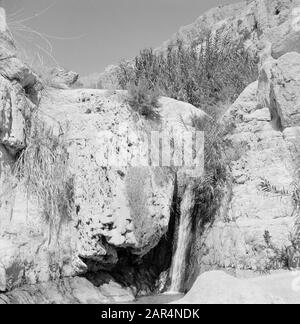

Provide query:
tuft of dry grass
left=14, top=117, right=74, bottom=238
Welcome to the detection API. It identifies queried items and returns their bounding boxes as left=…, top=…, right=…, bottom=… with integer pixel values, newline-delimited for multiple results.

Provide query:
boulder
left=0, top=76, right=34, bottom=154
left=158, top=0, right=300, bottom=60
left=0, top=8, right=40, bottom=155
left=175, top=271, right=282, bottom=304
left=98, top=280, right=135, bottom=303
left=0, top=144, right=13, bottom=174
left=49, top=67, right=79, bottom=89
left=0, top=185, right=80, bottom=291
left=0, top=277, right=109, bottom=304
left=260, top=52, right=300, bottom=129
left=0, top=9, right=38, bottom=89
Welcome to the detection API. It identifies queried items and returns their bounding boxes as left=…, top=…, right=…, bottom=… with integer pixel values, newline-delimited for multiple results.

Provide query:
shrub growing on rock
left=118, top=32, right=258, bottom=113
left=190, top=114, right=228, bottom=228
left=126, top=79, right=161, bottom=121
left=14, top=118, right=74, bottom=238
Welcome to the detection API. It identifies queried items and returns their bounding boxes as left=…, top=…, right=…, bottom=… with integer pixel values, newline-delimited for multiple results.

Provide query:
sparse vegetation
left=117, top=32, right=258, bottom=115
left=14, top=117, right=74, bottom=238
left=254, top=230, right=300, bottom=273
left=256, top=175, right=300, bottom=271
left=190, top=115, right=229, bottom=228
left=126, top=79, right=161, bottom=121
left=258, top=177, right=300, bottom=218
left=117, top=31, right=258, bottom=231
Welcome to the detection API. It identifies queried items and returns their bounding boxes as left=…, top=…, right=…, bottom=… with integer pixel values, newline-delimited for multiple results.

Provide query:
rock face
left=0, top=88, right=203, bottom=293
left=262, top=52, right=300, bottom=128
left=0, top=8, right=71, bottom=293
left=175, top=271, right=283, bottom=304
left=39, top=89, right=204, bottom=266
left=0, top=16, right=40, bottom=155
left=0, top=277, right=109, bottom=304
left=158, top=0, right=300, bottom=60
left=186, top=53, right=300, bottom=284
left=83, top=0, right=300, bottom=91
left=49, top=67, right=79, bottom=89
left=0, top=4, right=204, bottom=295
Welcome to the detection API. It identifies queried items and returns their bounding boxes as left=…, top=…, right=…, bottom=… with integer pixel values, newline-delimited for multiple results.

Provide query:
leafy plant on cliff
left=14, top=117, right=74, bottom=239
left=258, top=175, right=300, bottom=271
left=190, top=114, right=229, bottom=229
left=126, top=79, right=161, bottom=121
left=117, top=32, right=258, bottom=112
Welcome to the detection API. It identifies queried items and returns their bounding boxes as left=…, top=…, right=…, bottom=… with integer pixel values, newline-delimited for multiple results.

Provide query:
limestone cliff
left=186, top=52, right=300, bottom=290
left=0, top=7, right=204, bottom=299
left=158, top=0, right=300, bottom=59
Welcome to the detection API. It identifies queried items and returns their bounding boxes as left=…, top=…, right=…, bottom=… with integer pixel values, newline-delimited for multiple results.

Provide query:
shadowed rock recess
left=1, top=0, right=300, bottom=304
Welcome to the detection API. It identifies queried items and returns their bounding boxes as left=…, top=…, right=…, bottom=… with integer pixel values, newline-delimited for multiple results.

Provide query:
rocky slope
left=158, top=0, right=300, bottom=59
left=81, top=0, right=300, bottom=89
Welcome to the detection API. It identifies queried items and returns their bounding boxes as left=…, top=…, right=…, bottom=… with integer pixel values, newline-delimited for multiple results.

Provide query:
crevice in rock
left=269, top=85, right=283, bottom=131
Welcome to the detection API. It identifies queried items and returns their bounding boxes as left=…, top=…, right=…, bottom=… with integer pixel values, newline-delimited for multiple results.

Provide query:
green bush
left=118, top=31, right=258, bottom=233
left=118, top=32, right=258, bottom=114
left=127, top=79, right=161, bottom=121
left=190, top=114, right=229, bottom=228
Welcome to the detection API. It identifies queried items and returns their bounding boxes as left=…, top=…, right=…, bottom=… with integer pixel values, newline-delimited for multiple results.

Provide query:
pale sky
left=3, top=0, right=240, bottom=76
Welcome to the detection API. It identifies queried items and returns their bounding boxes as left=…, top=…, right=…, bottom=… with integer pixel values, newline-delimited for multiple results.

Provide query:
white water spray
left=169, top=185, right=194, bottom=293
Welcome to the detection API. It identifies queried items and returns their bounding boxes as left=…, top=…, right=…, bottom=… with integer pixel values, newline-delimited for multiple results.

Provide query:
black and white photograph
left=0, top=0, right=300, bottom=308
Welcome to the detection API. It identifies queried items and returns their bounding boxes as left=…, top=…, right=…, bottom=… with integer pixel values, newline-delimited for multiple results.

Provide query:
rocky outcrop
left=186, top=52, right=300, bottom=283
left=0, top=277, right=109, bottom=304
left=0, top=76, right=36, bottom=154
left=261, top=52, right=300, bottom=128
left=0, top=8, right=40, bottom=92
left=157, top=2, right=244, bottom=53
left=0, top=13, right=40, bottom=155
left=49, top=67, right=79, bottom=89
left=39, top=88, right=204, bottom=267
left=175, top=271, right=283, bottom=304
left=158, top=0, right=300, bottom=60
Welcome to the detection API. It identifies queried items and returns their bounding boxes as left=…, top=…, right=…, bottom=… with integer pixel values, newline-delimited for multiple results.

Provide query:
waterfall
left=168, top=184, right=194, bottom=293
